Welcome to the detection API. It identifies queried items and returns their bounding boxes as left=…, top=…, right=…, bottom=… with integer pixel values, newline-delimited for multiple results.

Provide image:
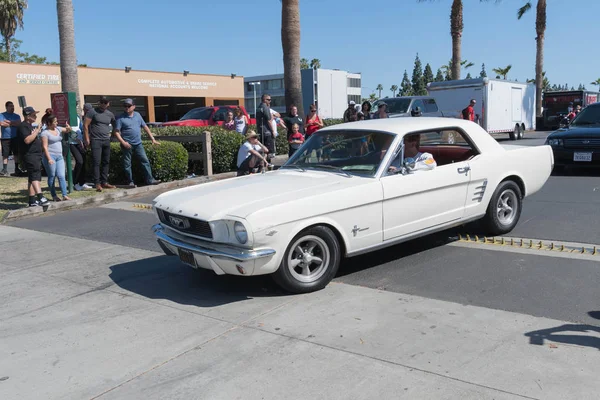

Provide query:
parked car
left=427, top=78, right=536, bottom=140
left=545, top=102, right=600, bottom=169
left=371, top=96, right=443, bottom=118
left=157, top=105, right=256, bottom=128
left=151, top=117, right=553, bottom=293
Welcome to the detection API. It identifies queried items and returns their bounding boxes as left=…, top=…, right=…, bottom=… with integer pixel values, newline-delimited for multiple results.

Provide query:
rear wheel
left=509, top=126, right=517, bottom=140
left=273, top=226, right=341, bottom=294
left=517, top=124, right=524, bottom=140
left=482, top=181, right=523, bottom=235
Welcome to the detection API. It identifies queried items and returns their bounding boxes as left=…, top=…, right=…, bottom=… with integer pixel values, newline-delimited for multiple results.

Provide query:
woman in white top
left=234, top=107, right=248, bottom=135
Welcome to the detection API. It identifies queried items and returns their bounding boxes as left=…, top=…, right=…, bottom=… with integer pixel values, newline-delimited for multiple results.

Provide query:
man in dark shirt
left=84, top=96, right=116, bottom=192
left=17, top=106, right=48, bottom=207
left=114, top=98, right=161, bottom=188
left=256, top=93, right=274, bottom=162
left=283, top=105, right=304, bottom=138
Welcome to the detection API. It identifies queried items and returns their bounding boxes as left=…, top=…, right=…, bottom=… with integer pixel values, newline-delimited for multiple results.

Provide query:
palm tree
left=368, top=93, right=377, bottom=102
left=56, top=0, right=81, bottom=110
left=0, top=0, right=27, bottom=62
left=591, top=78, right=600, bottom=87
left=300, top=58, right=309, bottom=69
left=281, top=0, right=304, bottom=117
left=310, top=58, right=321, bottom=69
left=376, top=84, right=383, bottom=98
left=440, top=59, right=474, bottom=80
left=517, top=1, right=546, bottom=117
left=527, top=71, right=550, bottom=91
left=492, top=65, right=512, bottom=80
left=390, top=85, right=399, bottom=97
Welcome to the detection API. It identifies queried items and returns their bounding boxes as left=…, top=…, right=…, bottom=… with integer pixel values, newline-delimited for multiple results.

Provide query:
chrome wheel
left=287, top=235, right=330, bottom=283
left=496, top=189, right=518, bottom=226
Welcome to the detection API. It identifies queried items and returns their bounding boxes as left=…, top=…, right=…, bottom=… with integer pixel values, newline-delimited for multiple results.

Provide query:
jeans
left=42, top=154, right=67, bottom=197
left=91, top=139, right=110, bottom=185
left=122, top=143, right=154, bottom=184
left=70, top=143, right=87, bottom=186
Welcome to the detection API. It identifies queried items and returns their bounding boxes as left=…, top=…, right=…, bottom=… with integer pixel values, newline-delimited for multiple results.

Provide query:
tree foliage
left=400, top=70, right=413, bottom=96
left=411, top=54, right=426, bottom=95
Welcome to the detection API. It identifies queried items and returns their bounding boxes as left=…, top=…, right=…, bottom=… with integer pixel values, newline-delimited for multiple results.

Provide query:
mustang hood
left=153, top=170, right=361, bottom=221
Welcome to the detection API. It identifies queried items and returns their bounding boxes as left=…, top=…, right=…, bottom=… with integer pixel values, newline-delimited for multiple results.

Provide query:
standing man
left=113, top=99, right=162, bottom=188
left=256, top=93, right=275, bottom=162
left=343, top=101, right=358, bottom=122
left=0, top=101, right=23, bottom=176
left=16, top=107, right=49, bottom=207
left=462, top=99, right=476, bottom=121
left=283, top=105, right=304, bottom=137
left=84, top=96, right=116, bottom=192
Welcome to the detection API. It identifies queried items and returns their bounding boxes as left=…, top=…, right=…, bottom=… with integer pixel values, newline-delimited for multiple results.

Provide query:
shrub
left=84, top=141, right=188, bottom=184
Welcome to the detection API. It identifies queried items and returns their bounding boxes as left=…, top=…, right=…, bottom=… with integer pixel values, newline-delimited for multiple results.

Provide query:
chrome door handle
left=457, top=166, right=470, bottom=175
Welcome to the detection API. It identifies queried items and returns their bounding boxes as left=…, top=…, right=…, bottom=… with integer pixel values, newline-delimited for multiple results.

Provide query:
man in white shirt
left=237, top=130, right=269, bottom=176
left=388, top=134, right=436, bottom=174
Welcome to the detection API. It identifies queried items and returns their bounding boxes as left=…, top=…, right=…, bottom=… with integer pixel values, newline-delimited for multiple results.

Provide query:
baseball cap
left=83, top=103, right=93, bottom=112
left=23, top=106, right=38, bottom=116
left=99, top=96, right=109, bottom=104
left=349, top=101, right=356, bottom=106
left=123, top=98, right=134, bottom=106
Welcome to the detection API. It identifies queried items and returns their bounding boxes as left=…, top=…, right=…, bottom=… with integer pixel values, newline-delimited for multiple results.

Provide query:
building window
left=246, top=83, right=253, bottom=92
left=270, top=95, right=285, bottom=107
left=347, top=95, right=361, bottom=104
left=266, top=79, right=283, bottom=90
left=347, top=77, right=361, bottom=88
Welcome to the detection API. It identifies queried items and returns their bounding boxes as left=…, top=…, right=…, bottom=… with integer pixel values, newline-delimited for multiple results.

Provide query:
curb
left=1, top=154, right=288, bottom=223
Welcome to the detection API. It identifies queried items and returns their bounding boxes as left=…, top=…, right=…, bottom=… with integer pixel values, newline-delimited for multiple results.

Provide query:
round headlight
left=234, top=222, right=248, bottom=244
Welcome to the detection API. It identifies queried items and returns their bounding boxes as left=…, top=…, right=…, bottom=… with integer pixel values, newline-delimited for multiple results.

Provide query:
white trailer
left=427, top=78, right=536, bottom=140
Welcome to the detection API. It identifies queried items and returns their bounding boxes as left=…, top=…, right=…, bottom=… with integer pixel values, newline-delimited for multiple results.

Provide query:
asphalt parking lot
left=3, top=130, right=600, bottom=399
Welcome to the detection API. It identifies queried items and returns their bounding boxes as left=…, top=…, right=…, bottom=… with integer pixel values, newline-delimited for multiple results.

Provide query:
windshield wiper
left=310, top=164, right=352, bottom=177
left=281, top=164, right=306, bottom=172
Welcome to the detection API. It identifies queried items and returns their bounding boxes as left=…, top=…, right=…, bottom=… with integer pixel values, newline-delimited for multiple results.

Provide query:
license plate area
left=178, top=248, right=197, bottom=268
left=574, top=152, right=592, bottom=162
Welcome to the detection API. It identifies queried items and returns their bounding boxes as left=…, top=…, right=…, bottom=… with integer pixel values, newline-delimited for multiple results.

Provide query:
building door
left=511, top=87, right=522, bottom=122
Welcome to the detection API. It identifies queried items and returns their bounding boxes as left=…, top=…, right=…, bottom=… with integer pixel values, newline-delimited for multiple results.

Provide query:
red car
left=160, top=105, right=256, bottom=127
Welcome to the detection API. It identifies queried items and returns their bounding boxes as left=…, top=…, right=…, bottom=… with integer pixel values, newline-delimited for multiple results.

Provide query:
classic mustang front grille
left=157, top=209, right=213, bottom=239
left=563, top=138, right=600, bottom=149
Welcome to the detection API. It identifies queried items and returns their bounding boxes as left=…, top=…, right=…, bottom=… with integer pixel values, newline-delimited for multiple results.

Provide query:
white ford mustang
left=151, top=117, right=553, bottom=293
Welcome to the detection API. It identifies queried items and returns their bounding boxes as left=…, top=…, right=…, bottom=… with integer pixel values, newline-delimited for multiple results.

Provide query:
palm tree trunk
left=534, top=0, right=546, bottom=117
left=450, top=0, right=463, bottom=80
left=56, top=0, right=81, bottom=112
left=5, top=36, right=12, bottom=62
left=281, top=0, right=304, bottom=117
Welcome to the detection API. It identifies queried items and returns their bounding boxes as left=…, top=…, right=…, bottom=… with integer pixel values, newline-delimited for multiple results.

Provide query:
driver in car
left=388, top=134, right=436, bottom=173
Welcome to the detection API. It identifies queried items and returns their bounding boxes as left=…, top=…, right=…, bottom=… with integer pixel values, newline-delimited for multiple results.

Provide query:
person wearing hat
left=114, top=98, right=161, bottom=188
left=236, top=130, right=269, bottom=176
left=343, top=101, right=358, bottom=122
left=16, top=107, right=49, bottom=207
left=69, top=103, right=93, bottom=191
left=372, top=103, right=389, bottom=119
left=84, top=96, right=116, bottom=192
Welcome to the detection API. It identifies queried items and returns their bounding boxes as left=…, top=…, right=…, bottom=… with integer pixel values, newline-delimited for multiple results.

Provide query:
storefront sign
left=136, top=79, right=217, bottom=90
left=16, top=73, right=60, bottom=85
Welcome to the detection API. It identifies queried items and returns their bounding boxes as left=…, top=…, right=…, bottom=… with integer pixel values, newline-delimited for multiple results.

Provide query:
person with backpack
left=462, top=99, right=476, bottom=121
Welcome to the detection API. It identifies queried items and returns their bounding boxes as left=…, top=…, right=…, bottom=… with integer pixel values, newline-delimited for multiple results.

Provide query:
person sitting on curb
left=236, top=130, right=269, bottom=176
left=113, top=98, right=161, bottom=188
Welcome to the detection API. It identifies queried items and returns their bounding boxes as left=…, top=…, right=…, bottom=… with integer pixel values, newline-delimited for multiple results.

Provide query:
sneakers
left=29, top=196, right=49, bottom=207
left=147, top=179, right=161, bottom=185
left=0, top=170, right=7, bottom=177
left=81, top=183, right=92, bottom=189
left=127, top=182, right=137, bottom=188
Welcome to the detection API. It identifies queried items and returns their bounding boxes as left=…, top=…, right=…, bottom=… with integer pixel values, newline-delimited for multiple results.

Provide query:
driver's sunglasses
left=124, top=104, right=132, bottom=108
left=266, top=98, right=271, bottom=101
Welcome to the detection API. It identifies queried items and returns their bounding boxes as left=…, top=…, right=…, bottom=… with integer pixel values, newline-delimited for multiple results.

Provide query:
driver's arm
left=413, top=153, right=437, bottom=171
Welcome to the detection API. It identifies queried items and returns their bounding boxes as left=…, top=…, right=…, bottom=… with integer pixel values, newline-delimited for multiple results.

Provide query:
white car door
left=380, top=130, right=474, bottom=241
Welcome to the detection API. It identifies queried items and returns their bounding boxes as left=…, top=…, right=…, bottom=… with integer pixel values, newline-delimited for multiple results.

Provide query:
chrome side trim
left=345, top=214, right=485, bottom=257
left=152, top=224, right=275, bottom=262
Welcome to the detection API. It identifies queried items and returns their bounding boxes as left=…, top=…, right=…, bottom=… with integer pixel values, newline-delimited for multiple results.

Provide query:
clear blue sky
left=15, top=0, right=600, bottom=97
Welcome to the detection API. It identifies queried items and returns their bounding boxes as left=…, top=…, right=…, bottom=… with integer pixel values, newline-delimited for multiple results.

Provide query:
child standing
left=287, top=123, right=304, bottom=158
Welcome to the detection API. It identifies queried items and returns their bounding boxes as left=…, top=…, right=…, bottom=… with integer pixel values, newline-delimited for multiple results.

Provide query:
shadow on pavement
left=525, top=324, right=600, bottom=350
left=588, top=311, right=600, bottom=320
left=551, top=166, right=600, bottom=177
left=337, top=230, right=457, bottom=277
left=109, top=256, right=287, bottom=307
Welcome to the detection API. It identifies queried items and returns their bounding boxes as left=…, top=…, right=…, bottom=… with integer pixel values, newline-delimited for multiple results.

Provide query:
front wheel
left=482, top=181, right=523, bottom=235
left=273, top=226, right=341, bottom=294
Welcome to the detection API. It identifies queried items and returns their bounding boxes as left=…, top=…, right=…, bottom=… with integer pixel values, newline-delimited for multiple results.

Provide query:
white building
left=244, top=68, right=362, bottom=119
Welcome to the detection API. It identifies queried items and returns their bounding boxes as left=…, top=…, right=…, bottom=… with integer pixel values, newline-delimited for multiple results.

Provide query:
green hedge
left=83, top=141, right=188, bottom=184
left=150, top=119, right=345, bottom=174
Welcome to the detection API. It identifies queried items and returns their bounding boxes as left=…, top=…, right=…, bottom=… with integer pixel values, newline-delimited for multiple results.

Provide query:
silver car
left=371, top=96, right=443, bottom=118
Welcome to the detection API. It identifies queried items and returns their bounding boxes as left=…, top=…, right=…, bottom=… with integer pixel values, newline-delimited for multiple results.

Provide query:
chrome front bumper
left=152, top=224, right=276, bottom=275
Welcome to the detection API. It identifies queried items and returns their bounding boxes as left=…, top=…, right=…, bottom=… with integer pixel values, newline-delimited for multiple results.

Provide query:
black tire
left=273, top=226, right=341, bottom=294
left=509, top=127, right=516, bottom=141
left=482, top=180, right=523, bottom=236
left=517, top=125, right=524, bottom=140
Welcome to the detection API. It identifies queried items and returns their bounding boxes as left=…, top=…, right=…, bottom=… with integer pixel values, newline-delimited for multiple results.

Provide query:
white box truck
left=427, top=78, right=536, bottom=140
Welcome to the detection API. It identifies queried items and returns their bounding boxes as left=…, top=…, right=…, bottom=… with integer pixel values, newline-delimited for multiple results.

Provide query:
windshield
left=570, top=105, right=600, bottom=127
left=283, top=130, right=396, bottom=177
left=180, top=107, right=213, bottom=121
left=373, top=98, right=411, bottom=114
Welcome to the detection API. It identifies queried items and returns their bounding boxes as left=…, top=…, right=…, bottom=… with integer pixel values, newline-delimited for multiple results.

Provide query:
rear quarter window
left=424, top=99, right=439, bottom=113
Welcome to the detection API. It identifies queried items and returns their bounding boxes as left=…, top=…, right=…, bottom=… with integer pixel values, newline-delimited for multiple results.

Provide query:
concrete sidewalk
left=1, top=225, right=598, bottom=400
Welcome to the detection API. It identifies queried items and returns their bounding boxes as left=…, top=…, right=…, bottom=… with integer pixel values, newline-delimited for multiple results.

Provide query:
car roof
left=374, top=96, right=431, bottom=101
left=320, top=117, right=479, bottom=136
